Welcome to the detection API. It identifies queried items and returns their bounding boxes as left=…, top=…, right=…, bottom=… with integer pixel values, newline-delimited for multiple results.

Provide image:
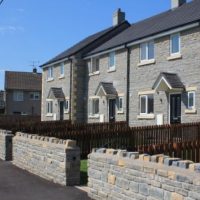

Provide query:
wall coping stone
left=89, top=148, right=200, bottom=184
left=15, top=132, right=78, bottom=150
left=0, top=130, right=13, bottom=136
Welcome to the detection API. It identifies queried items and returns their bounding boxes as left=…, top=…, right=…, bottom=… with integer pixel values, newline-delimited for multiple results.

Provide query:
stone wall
left=0, top=130, right=13, bottom=161
left=13, top=132, right=80, bottom=186
left=88, top=148, right=200, bottom=200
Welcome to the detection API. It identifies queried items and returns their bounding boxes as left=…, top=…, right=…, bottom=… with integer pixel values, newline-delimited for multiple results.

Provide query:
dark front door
left=60, top=101, right=64, bottom=121
left=170, top=94, right=181, bottom=124
left=109, top=99, right=116, bottom=122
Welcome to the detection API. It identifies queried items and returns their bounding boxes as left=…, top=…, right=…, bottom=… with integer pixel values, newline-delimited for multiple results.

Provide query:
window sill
left=117, top=111, right=124, bottom=114
left=47, top=78, right=54, bottom=82
left=89, top=115, right=100, bottom=119
left=59, top=75, right=65, bottom=79
left=30, top=99, right=40, bottom=101
left=137, top=114, right=155, bottom=119
left=167, top=53, right=182, bottom=61
left=64, top=111, right=69, bottom=114
left=46, top=113, right=53, bottom=117
left=89, top=71, right=100, bottom=76
left=137, top=59, right=156, bottom=67
left=107, top=68, right=116, bottom=73
left=185, top=109, right=197, bottom=114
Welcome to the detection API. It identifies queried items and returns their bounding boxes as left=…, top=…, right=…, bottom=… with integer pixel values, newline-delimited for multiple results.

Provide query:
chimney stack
left=33, top=67, right=37, bottom=73
left=113, top=8, right=125, bottom=26
left=171, top=0, right=186, bottom=9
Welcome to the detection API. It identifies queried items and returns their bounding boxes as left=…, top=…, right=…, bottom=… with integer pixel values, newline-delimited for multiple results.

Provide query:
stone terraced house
left=41, top=0, right=200, bottom=126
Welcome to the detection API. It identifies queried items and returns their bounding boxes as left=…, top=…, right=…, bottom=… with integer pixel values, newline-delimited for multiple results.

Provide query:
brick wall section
left=0, top=130, right=13, bottom=161
left=88, top=149, right=200, bottom=200
left=13, top=132, right=80, bottom=186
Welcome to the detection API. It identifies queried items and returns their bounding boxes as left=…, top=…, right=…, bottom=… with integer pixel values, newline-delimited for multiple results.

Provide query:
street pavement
left=0, top=160, right=91, bottom=200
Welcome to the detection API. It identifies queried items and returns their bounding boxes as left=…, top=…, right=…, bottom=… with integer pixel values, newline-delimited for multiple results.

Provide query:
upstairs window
left=47, top=66, right=53, bottom=79
left=13, top=91, right=24, bottom=101
left=60, top=62, right=64, bottom=76
left=89, top=57, right=99, bottom=73
left=30, top=92, right=40, bottom=100
left=140, top=41, right=154, bottom=61
left=188, top=91, right=195, bottom=110
left=108, top=52, right=116, bottom=71
left=170, top=33, right=180, bottom=55
left=88, top=98, right=99, bottom=116
left=140, top=94, right=154, bottom=115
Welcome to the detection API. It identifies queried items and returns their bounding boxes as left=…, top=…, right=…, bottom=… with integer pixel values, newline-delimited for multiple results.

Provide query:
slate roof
left=87, top=0, right=200, bottom=56
left=95, top=82, right=118, bottom=96
left=152, top=72, right=185, bottom=90
left=5, top=71, right=42, bottom=91
left=48, top=88, right=65, bottom=99
left=41, top=21, right=130, bottom=67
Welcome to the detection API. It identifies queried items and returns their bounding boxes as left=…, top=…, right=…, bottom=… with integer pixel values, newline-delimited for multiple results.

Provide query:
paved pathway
left=0, top=160, right=91, bottom=200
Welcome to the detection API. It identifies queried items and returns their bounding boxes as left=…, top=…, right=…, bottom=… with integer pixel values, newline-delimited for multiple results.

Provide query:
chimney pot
left=113, top=8, right=125, bottom=26
left=171, top=0, right=186, bottom=9
left=33, top=67, right=37, bottom=73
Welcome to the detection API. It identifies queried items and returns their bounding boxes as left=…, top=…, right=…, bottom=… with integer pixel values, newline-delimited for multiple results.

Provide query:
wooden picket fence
left=0, top=116, right=200, bottom=161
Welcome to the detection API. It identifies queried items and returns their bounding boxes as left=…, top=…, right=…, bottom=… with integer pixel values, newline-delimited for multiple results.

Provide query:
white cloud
left=0, top=25, right=24, bottom=35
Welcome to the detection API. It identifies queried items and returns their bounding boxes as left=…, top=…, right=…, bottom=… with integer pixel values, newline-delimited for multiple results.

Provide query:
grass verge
left=80, top=160, right=88, bottom=185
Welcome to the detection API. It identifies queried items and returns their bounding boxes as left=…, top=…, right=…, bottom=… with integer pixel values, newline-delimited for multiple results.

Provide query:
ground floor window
left=140, top=94, right=154, bottom=114
left=88, top=98, right=99, bottom=116
left=47, top=100, right=53, bottom=114
left=188, top=91, right=195, bottom=109
left=64, top=99, right=69, bottom=113
left=118, top=96, right=123, bottom=112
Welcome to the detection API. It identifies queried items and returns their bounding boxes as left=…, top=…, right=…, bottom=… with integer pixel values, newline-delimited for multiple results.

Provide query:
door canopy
left=47, top=87, right=65, bottom=100
left=95, top=82, right=118, bottom=97
left=152, top=72, right=184, bottom=92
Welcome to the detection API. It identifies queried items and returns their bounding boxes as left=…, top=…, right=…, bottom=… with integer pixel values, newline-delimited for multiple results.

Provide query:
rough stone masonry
left=88, top=148, right=200, bottom=200
left=0, top=130, right=14, bottom=161
left=12, top=132, right=80, bottom=186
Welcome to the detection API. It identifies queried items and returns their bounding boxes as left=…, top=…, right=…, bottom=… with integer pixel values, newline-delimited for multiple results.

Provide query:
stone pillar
left=0, top=130, right=14, bottom=161
left=70, top=56, right=87, bottom=123
left=71, top=58, right=78, bottom=122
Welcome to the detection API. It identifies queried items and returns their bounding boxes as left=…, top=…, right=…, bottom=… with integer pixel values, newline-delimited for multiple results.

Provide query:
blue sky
left=0, top=0, right=173, bottom=90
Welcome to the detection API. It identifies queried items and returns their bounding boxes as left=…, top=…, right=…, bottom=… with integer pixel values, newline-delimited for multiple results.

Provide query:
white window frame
left=89, top=57, right=100, bottom=74
left=170, top=33, right=180, bottom=55
left=46, top=100, right=53, bottom=114
left=47, top=66, right=53, bottom=80
left=60, top=62, right=64, bottom=77
left=88, top=97, right=99, bottom=118
left=117, top=96, right=124, bottom=113
left=187, top=91, right=195, bottom=110
left=140, top=94, right=154, bottom=115
left=30, top=92, right=40, bottom=100
left=64, top=99, right=70, bottom=113
left=108, top=52, right=116, bottom=71
left=13, top=91, right=24, bottom=102
left=140, top=41, right=154, bottom=62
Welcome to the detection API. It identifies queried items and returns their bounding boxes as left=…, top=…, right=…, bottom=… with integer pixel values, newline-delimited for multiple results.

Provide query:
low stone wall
left=13, top=132, right=80, bottom=186
left=88, top=149, right=200, bottom=200
left=0, top=130, right=14, bottom=161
